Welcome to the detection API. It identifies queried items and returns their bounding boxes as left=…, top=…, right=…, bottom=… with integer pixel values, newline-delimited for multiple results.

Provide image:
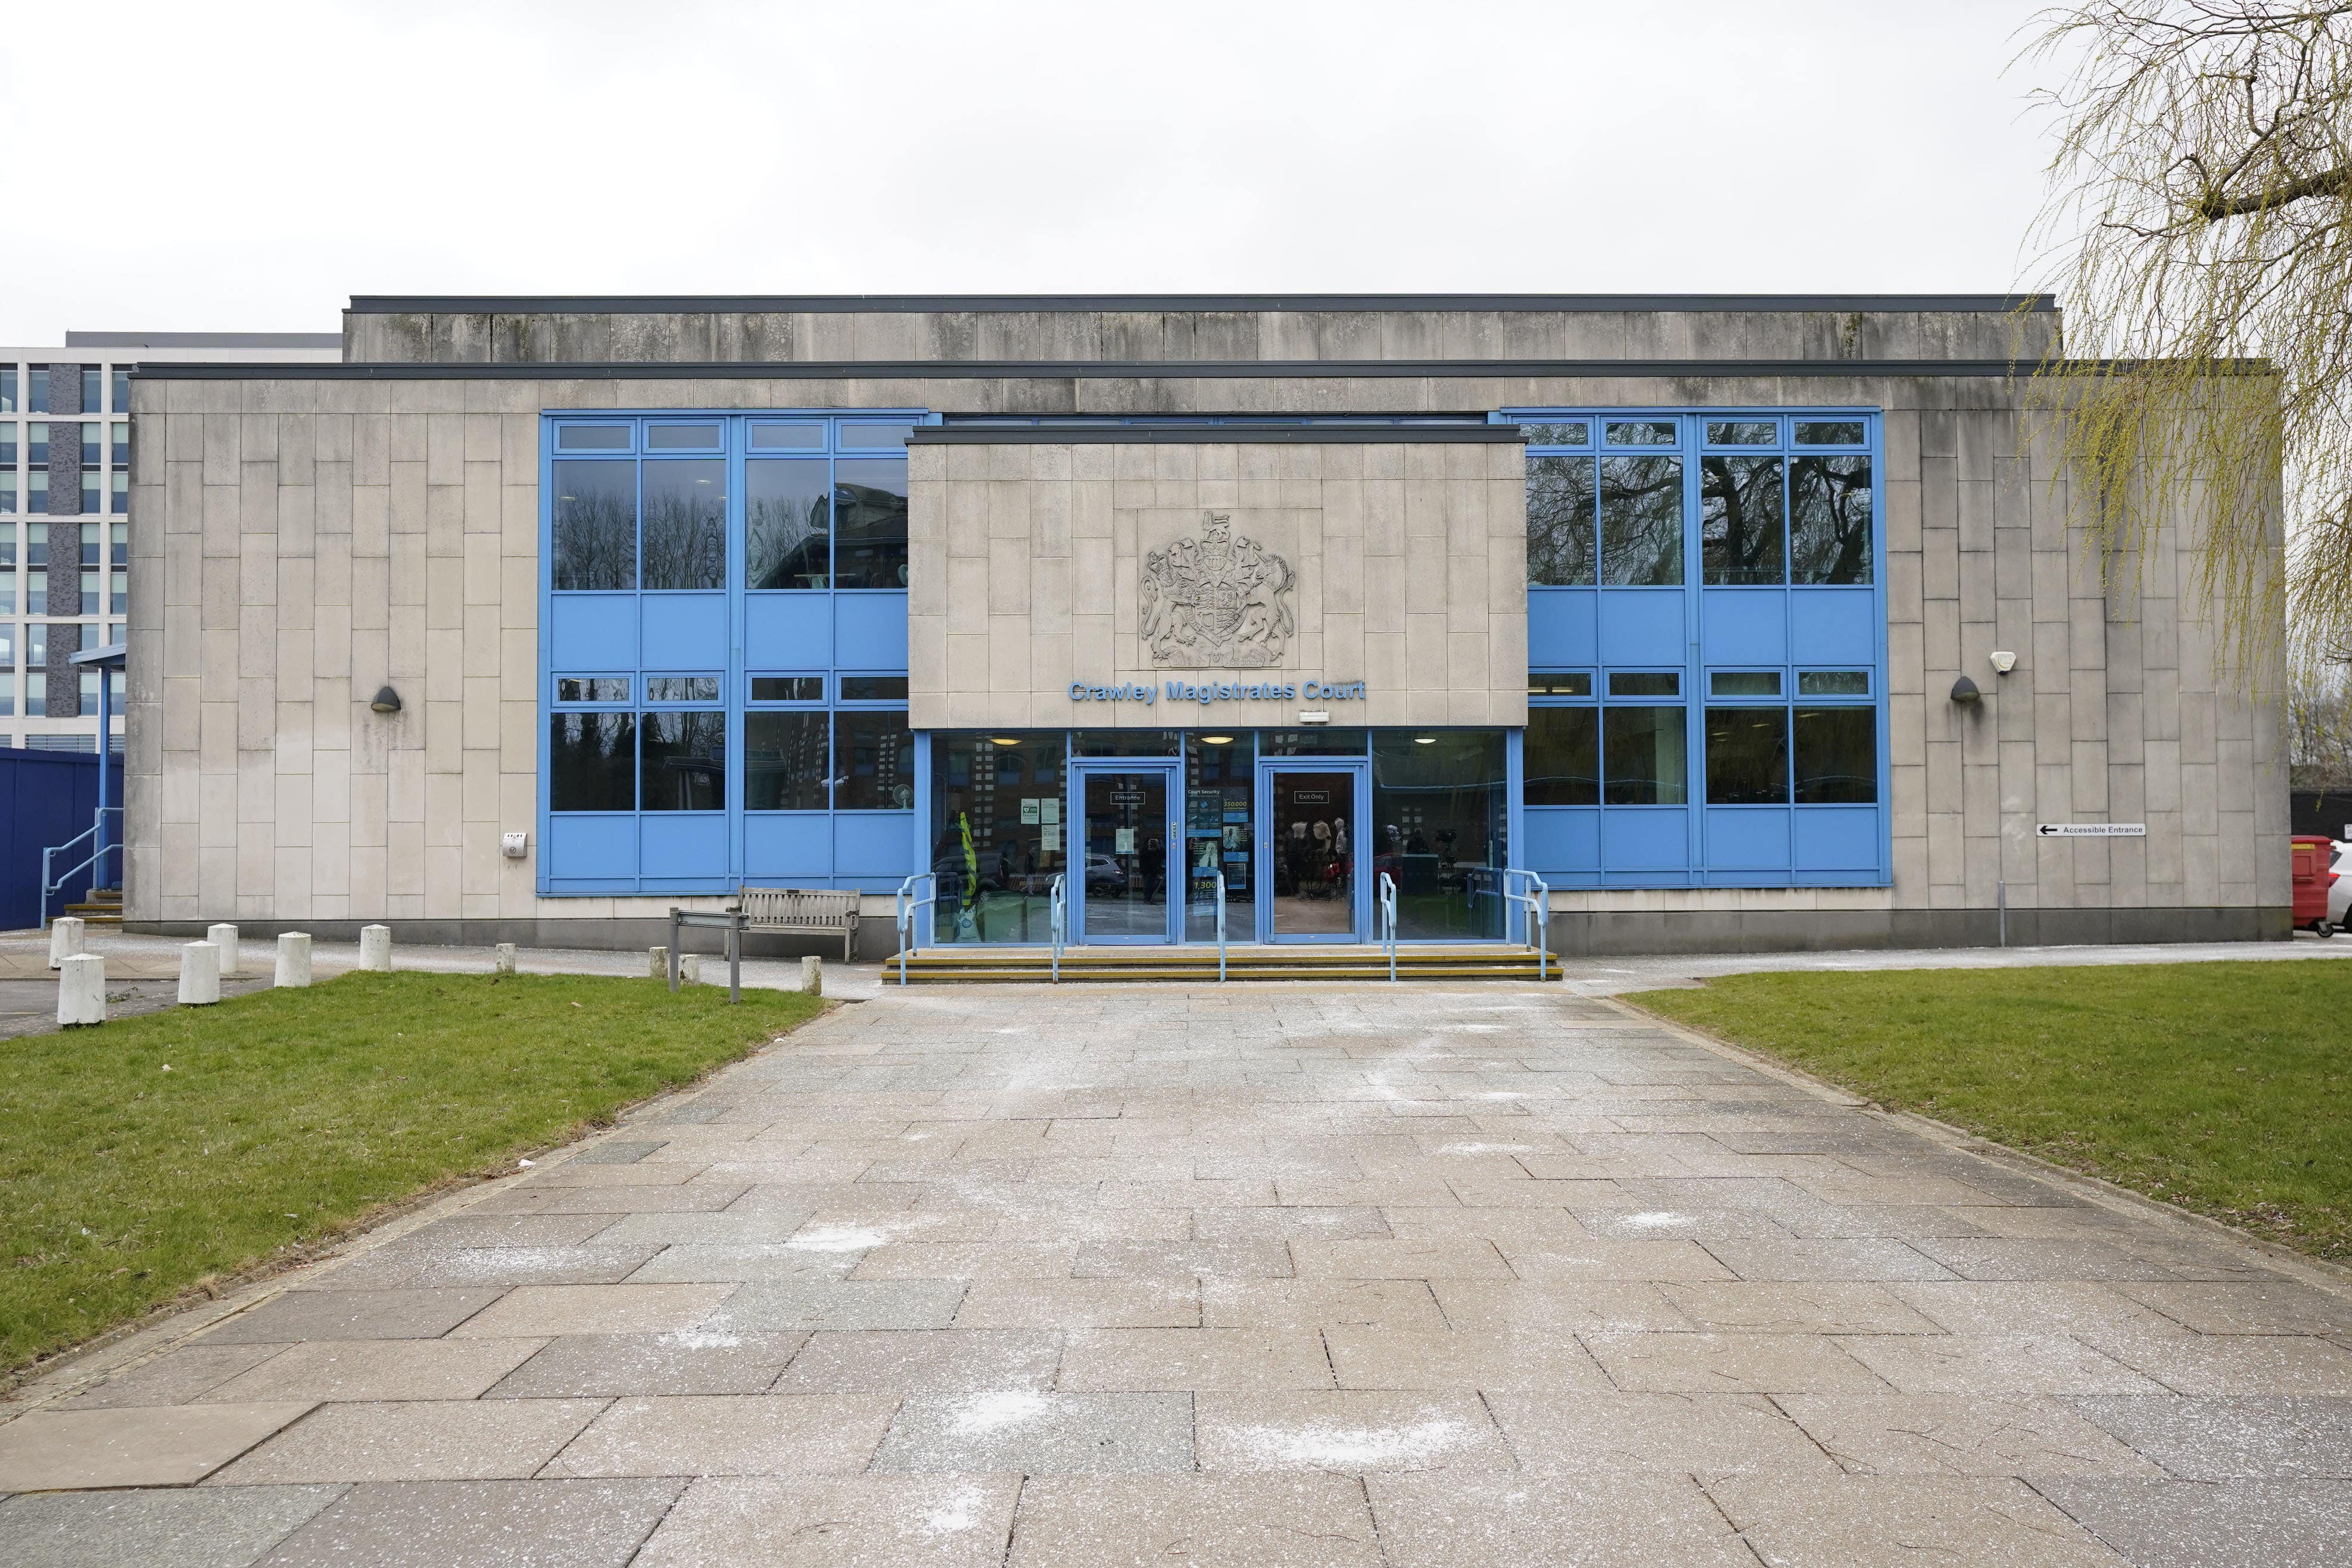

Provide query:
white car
left=2331, top=841, right=2352, bottom=935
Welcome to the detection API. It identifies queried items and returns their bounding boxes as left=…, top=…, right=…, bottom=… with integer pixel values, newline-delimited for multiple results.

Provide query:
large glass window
left=1700, top=456, right=1785, bottom=585
left=1790, top=456, right=1873, bottom=585
left=931, top=732, right=1067, bottom=942
left=110, top=369, right=129, bottom=412
left=1527, top=453, right=1596, bottom=585
left=1795, top=707, right=1877, bottom=802
left=640, top=460, right=725, bottom=591
left=1373, top=731, right=1507, bottom=939
left=1603, top=706, right=1687, bottom=805
left=549, top=712, right=635, bottom=811
left=1524, top=706, right=1599, bottom=805
left=550, top=461, right=636, bottom=590
left=833, top=459, right=909, bottom=590
left=1705, top=707, right=1790, bottom=805
left=833, top=710, right=913, bottom=809
left=746, top=459, right=830, bottom=588
left=744, top=712, right=830, bottom=810
left=0, top=369, right=15, bottom=412
left=640, top=710, right=726, bottom=811
left=1599, top=455, right=1683, bottom=585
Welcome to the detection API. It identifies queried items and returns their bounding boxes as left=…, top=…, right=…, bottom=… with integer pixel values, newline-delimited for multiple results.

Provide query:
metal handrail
left=1048, top=874, right=1067, bottom=984
left=41, top=807, right=124, bottom=931
left=1215, top=870, right=1228, bottom=983
left=893, top=871, right=937, bottom=986
left=1376, top=870, right=1398, bottom=982
left=1501, top=867, right=1552, bottom=980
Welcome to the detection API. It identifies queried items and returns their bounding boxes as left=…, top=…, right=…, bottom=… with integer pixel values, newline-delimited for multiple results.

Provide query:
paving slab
left=1008, top=1474, right=1382, bottom=1567
left=1366, top=1472, right=1756, bottom=1566
left=0, top=1486, right=342, bottom=1568
left=872, top=1392, right=1195, bottom=1475
left=768, top=1329, right=1062, bottom=1395
left=1192, top=1390, right=1513, bottom=1474
left=1777, top=1394, right=2166, bottom=1477
left=542, top=1394, right=898, bottom=1477
left=1706, top=1473, right=2127, bottom=1566
left=2068, top=1395, right=2352, bottom=1479
left=1487, top=1389, right=1840, bottom=1475
left=2031, top=1477, right=2352, bottom=1568
left=0, top=1404, right=315, bottom=1491
left=255, top=1478, right=681, bottom=1567
left=483, top=1332, right=810, bottom=1399
left=198, top=1339, right=546, bottom=1404
left=207, top=1400, right=605, bottom=1485
left=634, top=1475, right=1020, bottom=1567
left=200, top=1289, right=503, bottom=1345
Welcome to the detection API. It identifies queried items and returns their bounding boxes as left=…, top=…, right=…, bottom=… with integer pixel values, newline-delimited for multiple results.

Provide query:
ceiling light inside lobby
left=1201, top=735, right=1233, bottom=745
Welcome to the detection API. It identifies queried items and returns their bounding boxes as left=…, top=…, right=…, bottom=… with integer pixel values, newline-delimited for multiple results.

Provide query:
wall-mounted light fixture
left=370, top=685, right=403, bottom=714
left=1989, top=651, right=2018, bottom=675
left=1950, top=676, right=1983, bottom=706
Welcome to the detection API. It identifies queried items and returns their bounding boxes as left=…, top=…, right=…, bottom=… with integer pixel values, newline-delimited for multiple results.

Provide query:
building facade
left=0, top=332, right=338, bottom=755
left=122, top=296, right=2288, bottom=953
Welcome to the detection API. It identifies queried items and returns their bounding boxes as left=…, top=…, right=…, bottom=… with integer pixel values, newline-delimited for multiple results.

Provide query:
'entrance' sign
left=2034, top=822, right=2147, bottom=838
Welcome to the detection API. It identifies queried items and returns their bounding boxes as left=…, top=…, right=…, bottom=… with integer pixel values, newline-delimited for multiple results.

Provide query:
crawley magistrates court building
left=121, top=294, right=2288, bottom=956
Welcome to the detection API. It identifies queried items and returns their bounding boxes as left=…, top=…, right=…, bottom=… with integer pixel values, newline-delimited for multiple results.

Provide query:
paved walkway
left=4, top=986, right=2350, bottom=1565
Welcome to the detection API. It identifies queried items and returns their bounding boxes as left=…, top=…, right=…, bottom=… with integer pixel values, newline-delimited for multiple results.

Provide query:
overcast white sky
left=0, top=0, right=2064, bottom=342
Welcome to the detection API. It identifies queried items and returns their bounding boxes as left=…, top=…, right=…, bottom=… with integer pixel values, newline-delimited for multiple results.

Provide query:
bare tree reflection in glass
left=1701, top=456, right=1786, bottom=585
left=550, top=462, right=637, bottom=590
left=1790, top=456, right=1874, bottom=585
left=1527, top=454, right=1597, bottom=585
left=641, top=710, right=727, bottom=811
left=640, top=461, right=727, bottom=591
left=1599, top=455, right=1684, bottom=586
left=548, top=712, right=635, bottom=811
left=834, top=460, right=909, bottom=590
left=746, top=460, right=831, bottom=590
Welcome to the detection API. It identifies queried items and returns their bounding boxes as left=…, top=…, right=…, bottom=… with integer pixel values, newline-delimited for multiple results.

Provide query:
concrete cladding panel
left=123, top=356, right=2283, bottom=946
left=906, top=437, right=1529, bottom=732
left=342, top=297, right=2058, bottom=366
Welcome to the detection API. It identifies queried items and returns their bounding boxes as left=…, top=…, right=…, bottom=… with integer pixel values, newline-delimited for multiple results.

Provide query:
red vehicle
left=2291, top=835, right=2337, bottom=934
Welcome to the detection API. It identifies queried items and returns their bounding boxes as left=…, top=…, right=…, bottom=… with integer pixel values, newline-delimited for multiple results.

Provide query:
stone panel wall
left=906, top=439, right=1528, bottom=732
left=123, top=361, right=2285, bottom=944
left=346, top=306, right=2058, bottom=367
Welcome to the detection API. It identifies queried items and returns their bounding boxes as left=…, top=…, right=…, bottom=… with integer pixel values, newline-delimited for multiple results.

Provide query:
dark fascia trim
left=136, top=357, right=2050, bottom=381
left=347, top=292, right=2055, bottom=315
left=911, top=426, right=1524, bottom=445
left=66, top=331, right=342, bottom=350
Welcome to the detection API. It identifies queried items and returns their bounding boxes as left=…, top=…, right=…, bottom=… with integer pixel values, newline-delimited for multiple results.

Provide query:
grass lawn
left=1, top=971, right=823, bottom=1376
left=1626, top=960, right=2352, bottom=1262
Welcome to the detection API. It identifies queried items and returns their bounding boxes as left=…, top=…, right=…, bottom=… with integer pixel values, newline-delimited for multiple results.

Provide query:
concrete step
left=888, top=944, right=1558, bottom=984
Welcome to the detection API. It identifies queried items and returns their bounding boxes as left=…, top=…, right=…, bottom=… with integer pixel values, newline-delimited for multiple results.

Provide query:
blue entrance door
left=1069, top=761, right=1182, bottom=943
left=1257, top=760, right=1370, bottom=943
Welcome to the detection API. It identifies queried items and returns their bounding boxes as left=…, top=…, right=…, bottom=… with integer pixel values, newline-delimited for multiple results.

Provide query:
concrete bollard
left=49, top=917, right=85, bottom=971
left=275, top=932, right=313, bottom=988
left=494, top=943, right=516, bottom=975
left=58, top=953, right=105, bottom=1025
left=801, top=955, right=823, bottom=997
left=178, top=941, right=221, bottom=1005
left=680, top=955, right=702, bottom=985
left=208, top=923, right=240, bottom=977
left=649, top=946, right=668, bottom=980
left=359, top=924, right=392, bottom=971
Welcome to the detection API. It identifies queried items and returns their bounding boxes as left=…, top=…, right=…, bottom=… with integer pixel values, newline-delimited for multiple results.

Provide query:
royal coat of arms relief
left=1139, top=512, right=1297, bottom=668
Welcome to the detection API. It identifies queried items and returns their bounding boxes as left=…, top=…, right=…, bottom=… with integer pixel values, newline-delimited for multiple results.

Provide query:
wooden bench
left=731, top=887, right=861, bottom=962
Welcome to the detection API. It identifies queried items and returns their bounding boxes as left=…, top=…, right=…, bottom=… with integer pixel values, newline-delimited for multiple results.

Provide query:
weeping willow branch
left=2017, top=1, right=2352, bottom=689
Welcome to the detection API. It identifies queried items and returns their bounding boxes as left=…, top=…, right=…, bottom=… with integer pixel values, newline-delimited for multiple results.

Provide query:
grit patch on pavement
left=4, top=984, right=2349, bottom=1567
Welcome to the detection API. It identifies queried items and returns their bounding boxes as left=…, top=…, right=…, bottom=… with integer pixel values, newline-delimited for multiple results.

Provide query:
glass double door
left=1066, top=756, right=1371, bottom=945
left=1258, top=762, right=1369, bottom=943
left=1071, top=762, right=1182, bottom=943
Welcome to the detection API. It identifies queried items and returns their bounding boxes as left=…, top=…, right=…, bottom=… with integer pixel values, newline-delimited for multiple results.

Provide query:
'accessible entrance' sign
left=2035, top=822, right=2147, bottom=838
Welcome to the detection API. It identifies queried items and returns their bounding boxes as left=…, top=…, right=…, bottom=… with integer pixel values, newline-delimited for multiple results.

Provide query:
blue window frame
left=539, top=410, right=930, bottom=894
left=1506, top=407, right=1889, bottom=889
